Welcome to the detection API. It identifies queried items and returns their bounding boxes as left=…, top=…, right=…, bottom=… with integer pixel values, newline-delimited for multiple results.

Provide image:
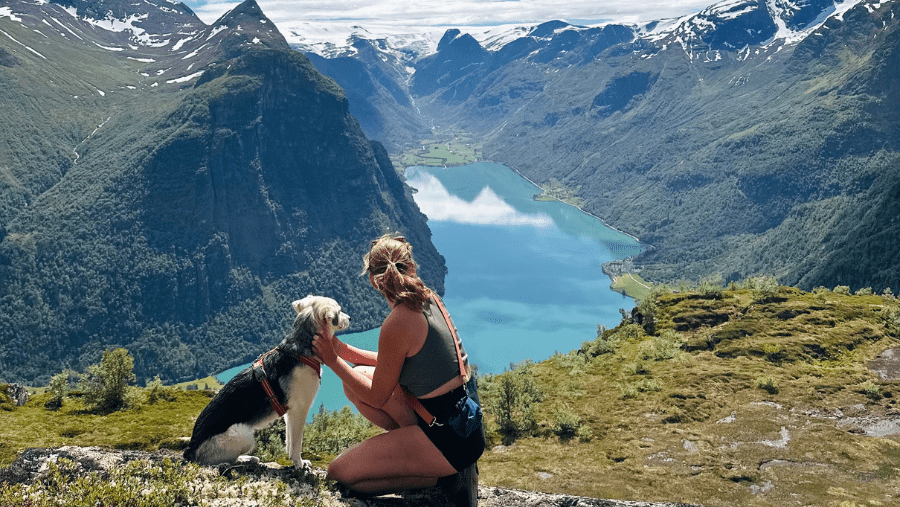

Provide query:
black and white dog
left=183, top=295, right=350, bottom=468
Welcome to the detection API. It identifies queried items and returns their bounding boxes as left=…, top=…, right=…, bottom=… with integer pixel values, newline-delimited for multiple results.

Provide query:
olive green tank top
left=398, top=298, right=468, bottom=397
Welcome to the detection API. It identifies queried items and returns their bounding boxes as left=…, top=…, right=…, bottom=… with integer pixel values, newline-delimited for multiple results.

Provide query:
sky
left=181, top=0, right=717, bottom=30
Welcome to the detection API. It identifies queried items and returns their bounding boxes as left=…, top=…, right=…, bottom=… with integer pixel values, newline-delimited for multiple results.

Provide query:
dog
left=183, top=295, right=350, bottom=468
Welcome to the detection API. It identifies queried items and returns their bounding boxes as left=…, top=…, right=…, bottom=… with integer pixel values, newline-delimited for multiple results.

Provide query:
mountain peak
left=211, top=0, right=289, bottom=52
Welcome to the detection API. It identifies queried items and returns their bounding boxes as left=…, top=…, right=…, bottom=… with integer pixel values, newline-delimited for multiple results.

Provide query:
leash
left=252, top=348, right=322, bottom=418
left=404, top=294, right=468, bottom=427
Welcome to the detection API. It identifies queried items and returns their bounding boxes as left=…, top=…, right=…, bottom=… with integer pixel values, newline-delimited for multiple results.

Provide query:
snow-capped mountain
left=292, top=0, right=900, bottom=297
left=0, top=0, right=288, bottom=89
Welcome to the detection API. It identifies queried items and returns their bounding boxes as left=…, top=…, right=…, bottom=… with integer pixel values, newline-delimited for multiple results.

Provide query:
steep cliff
left=0, top=0, right=444, bottom=385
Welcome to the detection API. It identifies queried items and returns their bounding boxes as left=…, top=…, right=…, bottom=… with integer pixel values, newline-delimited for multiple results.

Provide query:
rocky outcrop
left=0, top=446, right=701, bottom=507
left=4, top=384, right=29, bottom=406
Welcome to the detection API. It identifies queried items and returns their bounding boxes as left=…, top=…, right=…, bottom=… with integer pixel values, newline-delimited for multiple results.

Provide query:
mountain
left=295, top=0, right=900, bottom=294
left=0, top=0, right=445, bottom=385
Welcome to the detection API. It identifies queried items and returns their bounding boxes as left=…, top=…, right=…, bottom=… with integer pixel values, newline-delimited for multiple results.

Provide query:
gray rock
left=6, top=383, right=29, bottom=406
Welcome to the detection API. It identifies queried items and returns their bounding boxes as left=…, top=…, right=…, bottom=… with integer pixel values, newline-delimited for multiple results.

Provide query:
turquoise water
left=216, top=162, right=642, bottom=417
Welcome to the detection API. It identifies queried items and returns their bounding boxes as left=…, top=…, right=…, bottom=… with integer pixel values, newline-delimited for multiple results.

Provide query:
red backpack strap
left=430, top=294, right=467, bottom=379
left=403, top=294, right=468, bottom=426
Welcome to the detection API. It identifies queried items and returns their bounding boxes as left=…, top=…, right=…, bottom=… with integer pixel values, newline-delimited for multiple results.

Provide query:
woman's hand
left=312, top=333, right=339, bottom=367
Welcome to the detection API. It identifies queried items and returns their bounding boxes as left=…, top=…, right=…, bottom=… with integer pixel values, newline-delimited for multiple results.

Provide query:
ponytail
left=363, top=234, right=431, bottom=310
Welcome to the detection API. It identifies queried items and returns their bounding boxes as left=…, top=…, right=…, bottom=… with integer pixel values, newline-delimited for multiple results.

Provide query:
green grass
left=610, top=272, right=653, bottom=301
left=4, top=287, right=900, bottom=506
left=477, top=287, right=900, bottom=506
left=394, top=141, right=481, bottom=167
left=0, top=390, right=211, bottom=467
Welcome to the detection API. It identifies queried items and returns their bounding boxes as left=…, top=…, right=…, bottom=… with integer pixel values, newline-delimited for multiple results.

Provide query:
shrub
left=884, top=306, right=900, bottom=336
left=744, top=276, right=779, bottom=301
left=861, top=381, right=882, bottom=400
left=301, top=405, right=380, bottom=457
left=763, top=343, right=787, bottom=364
left=754, top=376, right=779, bottom=394
left=640, top=330, right=684, bottom=361
left=812, top=286, right=830, bottom=295
left=698, top=275, right=724, bottom=299
left=855, top=287, right=874, bottom=296
left=620, top=378, right=661, bottom=399
left=45, top=372, right=70, bottom=410
left=551, top=404, right=583, bottom=440
left=78, top=348, right=137, bottom=413
left=635, top=286, right=668, bottom=334
left=254, top=417, right=288, bottom=463
left=883, top=287, right=894, bottom=298
left=145, top=375, right=178, bottom=404
left=833, top=285, right=851, bottom=295
left=487, top=361, right=543, bottom=440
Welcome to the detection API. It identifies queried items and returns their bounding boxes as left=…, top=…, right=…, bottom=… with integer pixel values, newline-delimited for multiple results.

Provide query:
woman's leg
left=342, top=366, right=417, bottom=430
left=327, top=424, right=457, bottom=495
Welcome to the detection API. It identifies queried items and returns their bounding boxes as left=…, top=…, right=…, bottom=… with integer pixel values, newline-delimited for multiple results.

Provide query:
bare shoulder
left=381, top=303, right=428, bottom=353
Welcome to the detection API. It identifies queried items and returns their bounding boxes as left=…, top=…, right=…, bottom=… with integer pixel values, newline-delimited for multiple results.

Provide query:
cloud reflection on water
left=407, top=171, right=554, bottom=227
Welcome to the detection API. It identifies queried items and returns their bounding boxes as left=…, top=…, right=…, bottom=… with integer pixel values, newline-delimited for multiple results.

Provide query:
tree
left=78, top=348, right=136, bottom=412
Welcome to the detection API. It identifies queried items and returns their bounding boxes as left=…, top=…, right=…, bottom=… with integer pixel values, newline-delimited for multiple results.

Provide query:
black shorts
left=415, top=386, right=485, bottom=472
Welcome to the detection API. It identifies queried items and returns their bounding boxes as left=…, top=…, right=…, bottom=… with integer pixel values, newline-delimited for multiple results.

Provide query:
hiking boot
left=439, top=463, right=478, bottom=506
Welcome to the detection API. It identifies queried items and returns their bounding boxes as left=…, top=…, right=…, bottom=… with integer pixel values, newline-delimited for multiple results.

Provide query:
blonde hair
left=362, top=234, right=431, bottom=310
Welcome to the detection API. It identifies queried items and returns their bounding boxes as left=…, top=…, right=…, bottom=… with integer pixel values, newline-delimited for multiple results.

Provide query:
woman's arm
left=314, top=307, right=424, bottom=409
left=332, top=336, right=377, bottom=367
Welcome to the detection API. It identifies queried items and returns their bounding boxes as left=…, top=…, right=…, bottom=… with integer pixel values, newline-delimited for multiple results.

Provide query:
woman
left=312, top=234, right=484, bottom=502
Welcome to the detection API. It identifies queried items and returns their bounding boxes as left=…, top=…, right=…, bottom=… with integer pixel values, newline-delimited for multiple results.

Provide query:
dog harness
left=252, top=348, right=322, bottom=417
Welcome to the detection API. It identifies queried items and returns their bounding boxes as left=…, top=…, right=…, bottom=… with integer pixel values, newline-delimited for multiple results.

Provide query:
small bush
left=255, top=417, right=288, bottom=463
left=833, top=285, right=851, bottom=295
left=551, top=405, right=583, bottom=440
left=46, top=372, right=70, bottom=410
left=484, top=361, right=543, bottom=441
left=754, top=376, right=779, bottom=394
left=883, top=306, right=900, bottom=336
left=640, top=330, right=684, bottom=361
left=855, top=287, right=874, bottom=296
left=861, top=381, right=882, bottom=400
left=301, top=405, right=380, bottom=457
left=698, top=275, right=724, bottom=299
left=145, top=375, right=178, bottom=404
left=763, top=343, right=787, bottom=364
left=78, top=348, right=137, bottom=413
left=744, top=276, right=779, bottom=301
left=812, top=286, right=830, bottom=295
left=621, top=378, right=661, bottom=399
left=882, top=287, right=894, bottom=298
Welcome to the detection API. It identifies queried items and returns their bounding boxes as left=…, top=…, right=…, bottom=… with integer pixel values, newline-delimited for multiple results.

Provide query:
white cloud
left=407, top=171, right=553, bottom=227
left=183, top=0, right=715, bottom=29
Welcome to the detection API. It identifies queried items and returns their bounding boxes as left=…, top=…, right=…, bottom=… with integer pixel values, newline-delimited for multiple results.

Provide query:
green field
left=393, top=141, right=481, bottom=168
left=610, top=272, right=653, bottom=301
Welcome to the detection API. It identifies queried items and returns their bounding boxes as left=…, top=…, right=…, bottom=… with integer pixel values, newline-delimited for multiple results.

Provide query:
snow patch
left=0, top=28, right=46, bottom=59
left=94, top=42, right=125, bottom=51
left=171, top=36, right=191, bottom=50
left=166, top=70, right=204, bottom=84
left=206, top=25, right=227, bottom=40
left=0, top=7, right=23, bottom=22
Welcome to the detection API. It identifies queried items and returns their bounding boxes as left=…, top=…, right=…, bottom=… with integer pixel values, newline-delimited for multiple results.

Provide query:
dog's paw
left=295, top=459, right=312, bottom=471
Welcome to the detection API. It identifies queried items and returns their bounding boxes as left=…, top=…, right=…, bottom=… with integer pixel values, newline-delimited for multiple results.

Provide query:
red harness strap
left=253, top=349, right=322, bottom=418
left=404, top=294, right=468, bottom=426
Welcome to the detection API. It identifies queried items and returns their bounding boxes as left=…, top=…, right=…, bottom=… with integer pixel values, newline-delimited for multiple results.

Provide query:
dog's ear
left=332, top=310, right=341, bottom=327
left=291, top=300, right=303, bottom=314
